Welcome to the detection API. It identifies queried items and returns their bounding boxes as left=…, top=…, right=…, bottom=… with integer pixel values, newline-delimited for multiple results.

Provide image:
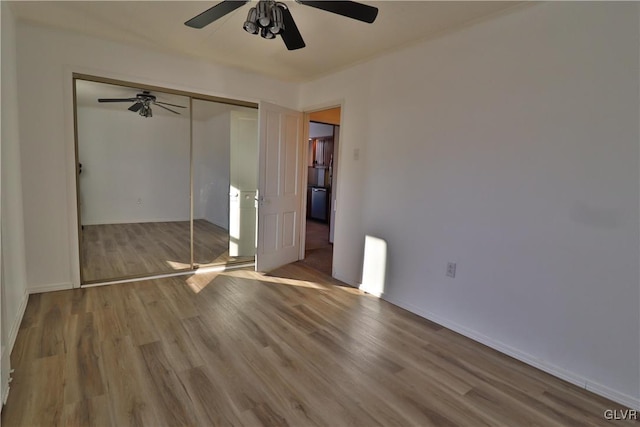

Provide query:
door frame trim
left=73, top=73, right=258, bottom=108
left=81, top=261, right=255, bottom=288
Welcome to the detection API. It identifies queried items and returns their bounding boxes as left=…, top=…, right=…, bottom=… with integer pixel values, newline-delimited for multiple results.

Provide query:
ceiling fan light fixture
left=138, top=102, right=152, bottom=118
left=256, top=0, right=271, bottom=28
left=260, top=27, right=275, bottom=39
left=269, top=5, right=284, bottom=34
left=243, top=7, right=259, bottom=34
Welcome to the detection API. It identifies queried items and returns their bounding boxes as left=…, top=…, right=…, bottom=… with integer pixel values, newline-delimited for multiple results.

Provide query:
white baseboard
left=585, top=380, right=640, bottom=411
left=2, top=289, right=29, bottom=405
left=358, top=282, right=383, bottom=297
left=333, top=272, right=358, bottom=288
left=7, top=291, right=29, bottom=355
left=1, top=345, right=8, bottom=406
left=82, top=218, right=191, bottom=226
left=28, top=282, right=73, bottom=294
left=379, top=292, right=640, bottom=410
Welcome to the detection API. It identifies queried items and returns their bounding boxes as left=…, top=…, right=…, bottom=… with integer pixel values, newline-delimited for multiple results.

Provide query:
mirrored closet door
left=191, top=100, right=258, bottom=267
left=74, top=78, right=258, bottom=284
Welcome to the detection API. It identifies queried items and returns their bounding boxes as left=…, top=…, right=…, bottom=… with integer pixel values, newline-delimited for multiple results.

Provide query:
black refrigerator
left=310, top=187, right=328, bottom=222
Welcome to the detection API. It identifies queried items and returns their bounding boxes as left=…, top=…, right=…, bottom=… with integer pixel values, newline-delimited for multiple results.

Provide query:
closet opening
left=73, top=74, right=258, bottom=285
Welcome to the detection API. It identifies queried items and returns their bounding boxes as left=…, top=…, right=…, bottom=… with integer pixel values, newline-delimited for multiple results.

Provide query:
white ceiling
left=9, top=1, right=526, bottom=82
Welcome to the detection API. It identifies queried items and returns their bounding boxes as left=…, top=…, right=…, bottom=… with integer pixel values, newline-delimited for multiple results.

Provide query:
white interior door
left=256, top=101, right=303, bottom=272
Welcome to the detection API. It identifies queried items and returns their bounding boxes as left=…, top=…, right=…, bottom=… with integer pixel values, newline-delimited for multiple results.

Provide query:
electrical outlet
left=446, top=262, right=456, bottom=278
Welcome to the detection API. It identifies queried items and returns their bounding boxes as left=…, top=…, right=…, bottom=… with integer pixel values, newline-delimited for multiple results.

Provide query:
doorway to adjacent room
left=302, top=107, right=340, bottom=275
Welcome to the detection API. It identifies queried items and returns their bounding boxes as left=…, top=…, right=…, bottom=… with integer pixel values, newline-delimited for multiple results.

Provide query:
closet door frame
left=72, top=73, right=257, bottom=286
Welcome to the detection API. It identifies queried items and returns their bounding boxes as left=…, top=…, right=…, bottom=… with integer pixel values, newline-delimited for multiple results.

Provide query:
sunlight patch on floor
left=184, top=266, right=367, bottom=296
left=228, top=269, right=329, bottom=290
left=166, top=260, right=191, bottom=270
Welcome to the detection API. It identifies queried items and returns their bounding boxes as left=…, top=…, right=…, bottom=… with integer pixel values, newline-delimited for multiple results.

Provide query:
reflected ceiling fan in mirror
left=184, top=0, right=379, bottom=51
left=97, top=91, right=186, bottom=118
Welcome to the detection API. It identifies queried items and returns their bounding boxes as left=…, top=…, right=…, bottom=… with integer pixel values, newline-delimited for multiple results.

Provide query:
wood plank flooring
left=3, top=263, right=635, bottom=426
left=303, top=220, right=333, bottom=276
left=81, top=220, right=253, bottom=283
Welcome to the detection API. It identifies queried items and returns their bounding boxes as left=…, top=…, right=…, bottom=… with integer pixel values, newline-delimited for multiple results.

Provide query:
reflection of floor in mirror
left=81, top=219, right=253, bottom=283
left=302, top=219, right=333, bottom=276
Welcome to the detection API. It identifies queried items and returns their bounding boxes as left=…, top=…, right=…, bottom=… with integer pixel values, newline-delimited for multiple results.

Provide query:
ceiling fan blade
left=98, top=98, right=137, bottom=103
left=279, top=5, right=305, bottom=51
left=184, top=0, right=249, bottom=29
left=153, top=103, right=181, bottom=115
left=297, top=1, right=378, bottom=23
left=154, top=101, right=187, bottom=109
left=128, top=102, right=144, bottom=112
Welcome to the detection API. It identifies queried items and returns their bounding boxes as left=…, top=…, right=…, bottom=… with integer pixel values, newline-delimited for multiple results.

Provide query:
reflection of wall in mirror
left=77, top=106, right=190, bottom=225
left=192, top=110, right=230, bottom=230
left=229, top=109, right=259, bottom=257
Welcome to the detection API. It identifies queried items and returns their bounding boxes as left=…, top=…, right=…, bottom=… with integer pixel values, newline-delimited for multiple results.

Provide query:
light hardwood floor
left=81, top=220, right=253, bottom=283
left=2, top=263, right=635, bottom=426
left=303, top=220, right=333, bottom=276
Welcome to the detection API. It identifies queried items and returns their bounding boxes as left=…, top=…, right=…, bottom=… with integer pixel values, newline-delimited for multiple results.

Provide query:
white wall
left=16, top=23, right=298, bottom=291
left=193, top=110, right=230, bottom=229
left=77, top=106, right=190, bottom=225
left=301, top=2, right=640, bottom=408
left=1, top=2, right=29, bottom=404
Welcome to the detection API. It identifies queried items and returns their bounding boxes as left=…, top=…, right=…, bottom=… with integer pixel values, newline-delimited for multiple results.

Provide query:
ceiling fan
left=184, top=0, right=379, bottom=51
left=97, top=91, right=186, bottom=118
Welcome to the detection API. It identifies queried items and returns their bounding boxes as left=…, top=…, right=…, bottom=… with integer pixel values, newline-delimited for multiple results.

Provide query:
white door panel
left=256, top=102, right=303, bottom=272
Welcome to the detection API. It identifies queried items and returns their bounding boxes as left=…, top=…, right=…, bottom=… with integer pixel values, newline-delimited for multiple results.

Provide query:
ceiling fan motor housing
left=137, top=91, right=156, bottom=102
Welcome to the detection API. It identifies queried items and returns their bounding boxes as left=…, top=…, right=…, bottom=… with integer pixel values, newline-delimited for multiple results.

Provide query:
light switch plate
left=446, top=262, right=456, bottom=278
